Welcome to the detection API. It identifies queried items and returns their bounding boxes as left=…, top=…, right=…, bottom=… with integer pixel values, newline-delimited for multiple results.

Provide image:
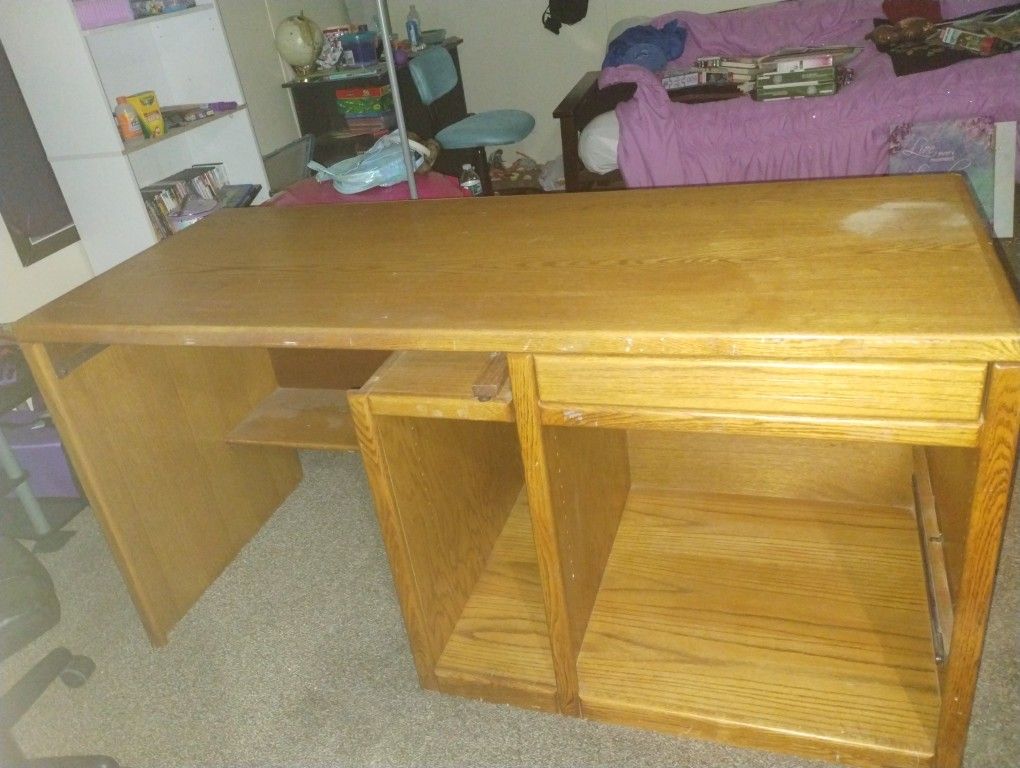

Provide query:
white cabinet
left=0, top=0, right=269, bottom=274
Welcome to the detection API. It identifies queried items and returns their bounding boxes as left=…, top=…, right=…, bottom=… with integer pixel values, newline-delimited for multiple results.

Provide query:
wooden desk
left=14, top=175, right=1020, bottom=768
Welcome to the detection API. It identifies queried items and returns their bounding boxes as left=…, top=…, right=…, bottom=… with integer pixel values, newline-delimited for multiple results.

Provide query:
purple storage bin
left=73, top=0, right=135, bottom=30
left=2, top=409, right=80, bottom=499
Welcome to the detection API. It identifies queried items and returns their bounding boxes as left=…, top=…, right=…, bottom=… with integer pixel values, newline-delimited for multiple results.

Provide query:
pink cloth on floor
left=265, top=172, right=469, bottom=206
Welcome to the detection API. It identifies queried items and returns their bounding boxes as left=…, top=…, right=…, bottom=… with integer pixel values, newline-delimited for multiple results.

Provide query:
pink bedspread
left=599, top=0, right=1020, bottom=188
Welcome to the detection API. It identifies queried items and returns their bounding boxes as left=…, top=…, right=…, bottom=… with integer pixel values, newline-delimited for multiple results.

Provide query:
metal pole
left=374, top=0, right=418, bottom=199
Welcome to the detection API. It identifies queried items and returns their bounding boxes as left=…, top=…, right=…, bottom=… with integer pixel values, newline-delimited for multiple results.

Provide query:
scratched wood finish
left=577, top=487, right=940, bottom=768
left=15, top=176, right=1020, bottom=363
left=363, top=351, right=513, bottom=422
left=433, top=488, right=556, bottom=712
left=628, top=431, right=915, bottom=508
left=226, top=388, right=358, bottom=450
left=535, top=356, right=986, bottom=421
left=935, top=364, right=1020, bottom=768
left=21, top=343, right=301, bottom=645
left=541, top=403, right=979, bottom=447
left=369, top=415, right=525, bottom=677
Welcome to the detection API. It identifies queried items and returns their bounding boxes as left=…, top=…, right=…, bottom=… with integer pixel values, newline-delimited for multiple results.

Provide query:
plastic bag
left=308, top=131, right=431, bottom=195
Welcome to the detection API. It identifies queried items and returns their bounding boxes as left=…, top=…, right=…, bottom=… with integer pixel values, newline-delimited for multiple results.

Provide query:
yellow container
left=126, top=91, right=164, bottom=138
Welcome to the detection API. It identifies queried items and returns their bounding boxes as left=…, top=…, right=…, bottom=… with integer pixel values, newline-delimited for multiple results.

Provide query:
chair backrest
left=262, top=134, right=316, bottom=195
left=408, top=46, right=459, bottom=106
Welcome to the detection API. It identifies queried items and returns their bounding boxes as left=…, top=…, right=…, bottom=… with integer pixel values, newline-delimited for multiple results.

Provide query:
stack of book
left=336, top=85, right=396, bottom=135
left=754, top=51, right=838, bottom=101
left=141, top=163, right=229, bottom=240
left=695, top=56, right=759, bottom=83
left=662, top=57, right=758, bottom=91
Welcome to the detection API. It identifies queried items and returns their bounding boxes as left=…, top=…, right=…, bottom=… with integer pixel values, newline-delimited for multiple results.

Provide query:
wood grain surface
left=935, top=364, right=1020, bottom=768
left=21, top=343, right=301, bottom=645
left=628, top=431, right=915, bottom=508
left=434, top=489, right=557, bottom=712
left=535, top=357, right=986, bottom=421
left=362, top=351, right=513, bottom=422
left=15, top=176, right=1020, bottom=362
left=577, top=487, right=940, bottom=768
left=540, top=403, right=979, bottom=447
left=226, top=387, right=359, bottom=450
left=370, top=416, right=524, bottom=677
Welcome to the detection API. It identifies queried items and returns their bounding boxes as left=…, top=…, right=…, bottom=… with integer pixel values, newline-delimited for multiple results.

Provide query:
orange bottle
left=114, top=96, right=143, bottom=141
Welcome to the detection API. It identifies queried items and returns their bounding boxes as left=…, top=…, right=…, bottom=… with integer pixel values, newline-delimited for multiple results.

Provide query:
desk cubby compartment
left=347, top=352, right=558, bottom=711
left=536, top=427, right=946, bottom=768
left=226, top=349, right=391, bottom=450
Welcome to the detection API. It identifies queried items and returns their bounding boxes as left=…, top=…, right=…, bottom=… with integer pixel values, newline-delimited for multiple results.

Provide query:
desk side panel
left=934, top=363, right=1020, bottom=768
left=22, top=343, right=301, bottom=645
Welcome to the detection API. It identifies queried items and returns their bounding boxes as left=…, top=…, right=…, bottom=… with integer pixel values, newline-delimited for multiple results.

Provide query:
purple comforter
left=599, top=0, right=1020, bottom=187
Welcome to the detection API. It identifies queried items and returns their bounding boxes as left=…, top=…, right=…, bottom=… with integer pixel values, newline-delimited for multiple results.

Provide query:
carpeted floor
left=4, top=447, right=1019, bottom=768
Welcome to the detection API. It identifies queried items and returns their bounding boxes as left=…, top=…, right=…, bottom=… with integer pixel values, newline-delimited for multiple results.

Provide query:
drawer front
left=533, top=356, right=986, bottom=422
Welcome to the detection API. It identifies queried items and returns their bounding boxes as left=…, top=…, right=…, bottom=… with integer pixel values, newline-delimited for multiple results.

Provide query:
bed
left=555, top=0, right=1020, bottom=192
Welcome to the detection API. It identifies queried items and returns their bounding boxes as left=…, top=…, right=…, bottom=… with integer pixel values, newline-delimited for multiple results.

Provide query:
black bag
left=542, top=0, right=589, bottom=34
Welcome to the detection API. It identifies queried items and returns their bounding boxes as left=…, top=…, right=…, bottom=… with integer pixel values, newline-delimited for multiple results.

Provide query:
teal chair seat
left=436, top=110, right=535, bottom=149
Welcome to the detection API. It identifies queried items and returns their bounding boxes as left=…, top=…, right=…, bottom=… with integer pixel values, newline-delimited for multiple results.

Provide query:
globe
left=275, top=14, right=323, bottom=77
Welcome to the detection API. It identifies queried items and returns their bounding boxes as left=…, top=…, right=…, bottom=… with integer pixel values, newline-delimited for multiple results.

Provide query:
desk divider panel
left=507, top=354, right=630, bottom=714
left=348, top=351, right=553, bottom=710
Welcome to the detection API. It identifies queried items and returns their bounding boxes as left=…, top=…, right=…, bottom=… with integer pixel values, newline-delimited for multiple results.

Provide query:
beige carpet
left=4, top=447, right=1018, bottom=768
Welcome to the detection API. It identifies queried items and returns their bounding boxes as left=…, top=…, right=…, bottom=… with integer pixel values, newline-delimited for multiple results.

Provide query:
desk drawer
left=533, top=356, right=986, bottom=422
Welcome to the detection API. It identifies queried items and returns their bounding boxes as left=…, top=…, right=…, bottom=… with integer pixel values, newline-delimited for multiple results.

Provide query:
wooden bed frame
left=553, top=70, right=743, bottom=193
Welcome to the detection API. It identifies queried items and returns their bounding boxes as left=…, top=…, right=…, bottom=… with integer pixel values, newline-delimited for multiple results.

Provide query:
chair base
left=1, top=649, right=118, bottom=768
left=0, top=498, right=84, bottom=553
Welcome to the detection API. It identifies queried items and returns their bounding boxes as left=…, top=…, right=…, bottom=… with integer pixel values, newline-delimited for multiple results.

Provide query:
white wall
left=0, top=228, right=94, bottom=324
left=224, top=0, right=769, bottom=162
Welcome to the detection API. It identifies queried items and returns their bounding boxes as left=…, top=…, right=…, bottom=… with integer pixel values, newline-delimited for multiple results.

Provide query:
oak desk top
left=15, top=174, right=1020, bottom=362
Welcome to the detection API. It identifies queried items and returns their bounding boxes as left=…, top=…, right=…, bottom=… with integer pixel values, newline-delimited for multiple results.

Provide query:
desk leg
left=933, top=363, right=1020, bottom=768
left=22, top=343, right=302, bottom=646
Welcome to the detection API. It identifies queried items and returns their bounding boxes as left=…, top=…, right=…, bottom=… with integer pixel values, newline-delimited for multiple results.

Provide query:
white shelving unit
left=0, top=0, right=269, bottom=274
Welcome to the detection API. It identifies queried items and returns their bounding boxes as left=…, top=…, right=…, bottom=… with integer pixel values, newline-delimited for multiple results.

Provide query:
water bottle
left=459, top=164, right=483, bottom=197
left=406, top=4, right=423, bottom=50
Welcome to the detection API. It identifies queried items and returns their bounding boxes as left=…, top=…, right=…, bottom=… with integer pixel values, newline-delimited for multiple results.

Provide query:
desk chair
left=409, top=47, right=534, bottom=195
left=262, top=134, right=316, bottom=196
left=0, top=535, right=119, bottom=768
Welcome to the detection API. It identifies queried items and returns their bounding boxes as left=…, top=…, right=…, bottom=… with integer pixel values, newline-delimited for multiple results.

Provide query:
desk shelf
left=577, top=485, right=939, bottom=767
left=434, top=488, right=556, bottom=710
left=226, top=387, right=358, bottom=451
